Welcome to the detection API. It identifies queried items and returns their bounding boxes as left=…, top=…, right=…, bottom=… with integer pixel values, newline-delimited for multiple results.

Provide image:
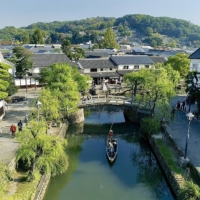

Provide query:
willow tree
left=16, top=119, right=68, bottom=177
left=0, top=62, right=10, bottom=99
left=40, top=63, right=80, bottom=112
left=123, top=71, right=146, bottom=103
left=133, top=64, right=178, bottom=116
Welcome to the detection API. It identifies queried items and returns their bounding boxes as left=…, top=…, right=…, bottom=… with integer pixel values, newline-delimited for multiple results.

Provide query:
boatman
left=108, top=130, right=113, bottom=138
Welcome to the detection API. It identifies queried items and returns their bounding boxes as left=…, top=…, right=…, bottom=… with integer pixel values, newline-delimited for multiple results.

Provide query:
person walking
left=17, top=120, right=23, bottom=131
left=10, top=124, right=16, bottom=137
left=176, top=100, right=181, bottom=110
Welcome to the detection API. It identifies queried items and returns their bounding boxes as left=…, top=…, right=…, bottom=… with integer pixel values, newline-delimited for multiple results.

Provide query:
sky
left=1, top=0, right=200, bottom=29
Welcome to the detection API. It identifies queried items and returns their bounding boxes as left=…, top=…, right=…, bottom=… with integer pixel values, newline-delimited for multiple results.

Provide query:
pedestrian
left=176, top=100, right=181, bottom=110
left=17, top=120, right=23, bottom=131
left=171, top=106, right=175, bottom=120
left=10, top=124, right=16, bottom=137
left=181, top=101, right=185, bottom=111
left=24, top=115, right=28, bottom=123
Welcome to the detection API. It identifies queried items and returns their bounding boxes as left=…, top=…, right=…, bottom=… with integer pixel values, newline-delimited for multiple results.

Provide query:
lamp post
left=36, top=100, right=42, bottom=122
left=100, top=73, right=102, bottom=85
left=184, top=112, right=194, bottom=159
left=25, top=73, right=28, bottom=94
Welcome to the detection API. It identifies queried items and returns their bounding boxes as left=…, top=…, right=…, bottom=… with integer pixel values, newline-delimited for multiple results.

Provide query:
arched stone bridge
left=79, top=95, right=131, bottom=107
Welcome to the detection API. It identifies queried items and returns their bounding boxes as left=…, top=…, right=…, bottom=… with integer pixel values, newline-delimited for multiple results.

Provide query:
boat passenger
left=110, top=147, right=114, bottom=155
left=109, top=141, right=113, bottom=148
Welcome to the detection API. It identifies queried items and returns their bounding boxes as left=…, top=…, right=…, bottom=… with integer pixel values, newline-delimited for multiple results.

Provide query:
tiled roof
left=32, top=54, right=73, bottom=68
left=116, top=70, right=134, bottom=75
left=85, top=51, right=109, bottom=58
left=149, top=56, right=167, bottom=64
left=84, top=72, right=120, bottom=78
left=110, top=55, right=154, bottom=65
left=79, top=58, right=117, bottom=69
left=189, top=48, right=200, bottom=59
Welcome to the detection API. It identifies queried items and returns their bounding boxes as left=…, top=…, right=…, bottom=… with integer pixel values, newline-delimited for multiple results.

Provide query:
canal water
left=44, top=110, right=174, bottom=200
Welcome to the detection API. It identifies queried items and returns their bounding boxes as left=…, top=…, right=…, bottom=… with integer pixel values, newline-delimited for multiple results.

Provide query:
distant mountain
left=1, top=14, right=200, bottom=47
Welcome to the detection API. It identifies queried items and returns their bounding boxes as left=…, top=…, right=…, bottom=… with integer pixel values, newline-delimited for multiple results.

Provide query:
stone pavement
left=166, top=94, right=200, bottom=173
left=0, top=88, right=39, bottom=165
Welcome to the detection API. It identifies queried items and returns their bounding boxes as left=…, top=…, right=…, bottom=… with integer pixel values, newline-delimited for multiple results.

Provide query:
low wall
left=149, top=137, right=181, bottom=200
left=162, top=124, right=200, bottom=185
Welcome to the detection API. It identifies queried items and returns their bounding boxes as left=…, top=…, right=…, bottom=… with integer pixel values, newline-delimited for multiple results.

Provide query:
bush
left=179, top=181, right=200, bottom=200
left=139, top=117, right=161, bottom=138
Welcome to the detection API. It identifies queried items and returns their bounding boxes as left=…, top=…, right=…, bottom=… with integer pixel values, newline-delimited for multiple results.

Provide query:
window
left=134, top=65, right=139, bottom=70
left=123, top=66, right=129, bottom=69
left=91, top=68, right=97, bottom=72
left=101, top=68, right=103, bottom=71
left=110, top=68, right=112, bottom=70
left=145, top=65, right=149, bottom=68
left=192, top=64, right=198, bottom=71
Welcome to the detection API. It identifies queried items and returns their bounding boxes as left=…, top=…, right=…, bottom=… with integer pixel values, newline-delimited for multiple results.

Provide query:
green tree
left=91, top=43, right=99, bottom=50
left=40, top=63, right=80, bottom=112
left=16, top=119, right=68, bottom=177
left=13, top=46, right=33, bottom=77
left=72, top=66, right=91, bottom=92
left=30, top=28, right=44, bottom=44
left=178, top=181, right=200, bottom=200
left=73, top=47, right=85, bottom=61
left=164, top=53, right=190, bottom=77
left=0, top=62, right=10, bottom=99
left=133, top=64, right=176, bottom=116
left=61, top=39, right=72, bottom=59
left=5, top=74, right=18, bottom=96
left=100, top=27, right=119, bottom=49
left=38, top=89, right=60, bottom=120
left=123, top=71, right=145, bottom=103
left=145, top=27, right=153, bottom=36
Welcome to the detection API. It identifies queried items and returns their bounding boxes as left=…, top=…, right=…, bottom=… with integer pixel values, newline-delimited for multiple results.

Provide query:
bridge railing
left=79, top=95, right=132, bottom=106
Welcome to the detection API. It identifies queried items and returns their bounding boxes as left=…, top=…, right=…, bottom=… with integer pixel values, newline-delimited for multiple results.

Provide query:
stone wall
left=149, top=137, right=181, bottom=200
left=67, top=109, right=84, bottom=124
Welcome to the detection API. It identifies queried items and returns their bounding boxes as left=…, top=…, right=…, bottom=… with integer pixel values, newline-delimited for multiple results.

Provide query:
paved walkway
left=0, top=89, right=39, bottom=165
left=167, top=94, right=200, bottom=172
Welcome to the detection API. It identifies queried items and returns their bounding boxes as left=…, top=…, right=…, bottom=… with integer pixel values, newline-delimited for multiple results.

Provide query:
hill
left=1, top=14, right=200, bottom=47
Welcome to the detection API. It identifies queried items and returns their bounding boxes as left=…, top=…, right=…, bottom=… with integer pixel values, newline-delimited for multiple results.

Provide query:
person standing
left=10, top=124, right=16, bottom=137
left=17, top=120, right=23, bottom=131
left=176, top=100, right=181, bottom=110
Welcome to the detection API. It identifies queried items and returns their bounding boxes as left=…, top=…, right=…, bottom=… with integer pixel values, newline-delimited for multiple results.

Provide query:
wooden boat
left=106, top=138, right=118, bottom=162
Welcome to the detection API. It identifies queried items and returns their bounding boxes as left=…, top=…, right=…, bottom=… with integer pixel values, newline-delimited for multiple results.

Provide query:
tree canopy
left=13, top=46, right=33, bottom=77
left=100, top=28, right=119, bottom=49
left=0, top=62, right=11, bottom=99
left=124, top=63, right=179, bottom=116
left=164, top=53, right=190, bottom=77
left=16, top=119, right=68, bottom=177
left=40, top=63, right=90, bottom=113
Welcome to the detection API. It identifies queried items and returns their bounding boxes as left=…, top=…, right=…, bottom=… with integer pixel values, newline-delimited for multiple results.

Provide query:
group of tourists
left=176, top=100, right=186, bottom=111
left=10, top=120, right=23, bottom=137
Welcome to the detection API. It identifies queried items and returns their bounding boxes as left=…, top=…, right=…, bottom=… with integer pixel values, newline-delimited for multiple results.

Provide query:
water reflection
left=44, top=111, right=174, bottom=200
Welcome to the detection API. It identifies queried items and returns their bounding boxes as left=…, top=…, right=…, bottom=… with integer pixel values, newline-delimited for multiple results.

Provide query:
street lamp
left=100, top=73, right=102, bottom=85
left=36, top=100, right=42, bottom=122
left=184, top=112, right=194, bottom=159
left=25, top=73, right=28, bottom=94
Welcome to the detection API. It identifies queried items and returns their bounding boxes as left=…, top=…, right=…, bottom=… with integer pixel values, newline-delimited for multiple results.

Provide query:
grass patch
left=155, top=139, right=185, bottom=175
left=0, top=170, right=41, bottom=200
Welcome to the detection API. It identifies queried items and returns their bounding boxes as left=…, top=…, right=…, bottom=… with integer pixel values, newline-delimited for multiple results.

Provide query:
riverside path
left=0, top=89, right=39, bottom=165
left=167, top=94, right=200, bottom=173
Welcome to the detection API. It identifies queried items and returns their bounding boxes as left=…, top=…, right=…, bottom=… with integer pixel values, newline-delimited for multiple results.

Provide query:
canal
left=44, top=110, right=174, bottom=200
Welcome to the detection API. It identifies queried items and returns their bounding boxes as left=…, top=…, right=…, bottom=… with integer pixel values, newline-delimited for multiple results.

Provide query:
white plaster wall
left=14, top=78, right=39, bottom=86
left=190, top=59, right=200, bottom=72
left=32, top=67, right=40, bottom=73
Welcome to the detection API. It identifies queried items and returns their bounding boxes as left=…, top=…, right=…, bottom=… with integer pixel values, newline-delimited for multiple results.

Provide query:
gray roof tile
left=79, top=58, right=117, bottom=69
left=110, top=55, right=154, bottom=65
left=32, top=54, right=73, bottom=67
left=149, top=56, right=167, bottom=64
left=189, top=48, right=200, bottom=59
